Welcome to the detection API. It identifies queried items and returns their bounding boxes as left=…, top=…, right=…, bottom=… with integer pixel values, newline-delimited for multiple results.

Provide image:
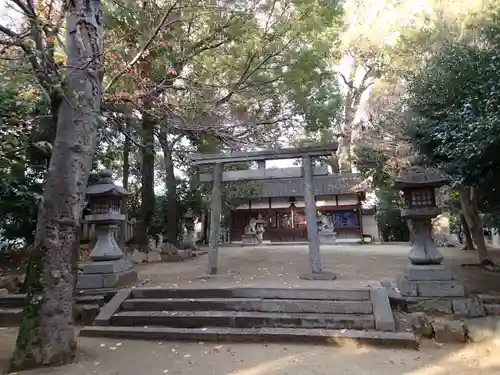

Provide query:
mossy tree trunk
left=10, top=0, right=103, bottom=371
left=137, top=107, right=156, bottom=252
left=460, top=214, right=475, bottom=250
left=458, top=185, right=492, bottom=265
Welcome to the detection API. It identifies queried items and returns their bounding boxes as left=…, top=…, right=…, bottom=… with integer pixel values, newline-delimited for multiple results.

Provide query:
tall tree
left=404, top=4, right=500, bottom=269
left=1, top=0, right=104, bottom=369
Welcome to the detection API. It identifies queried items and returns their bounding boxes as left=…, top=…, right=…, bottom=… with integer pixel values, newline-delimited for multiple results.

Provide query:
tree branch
left=104, top=0, right=181, bottom=92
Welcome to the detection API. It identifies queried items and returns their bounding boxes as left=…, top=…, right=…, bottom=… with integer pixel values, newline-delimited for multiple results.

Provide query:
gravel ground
left=136, top=244, right=500, bottom=293
left=0, top=328, right=499, bottom=375
left=3, top=244, right=500, bottom=374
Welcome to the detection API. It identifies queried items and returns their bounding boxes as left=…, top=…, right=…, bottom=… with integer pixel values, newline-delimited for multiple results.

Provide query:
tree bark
left=10, top=0, right=103, bottom=370
left=137, top=109, right=155, bottom=252
left=460, top=213, right=475, bottom=250
left=457, top=185, right=492, bottom=264
left=337, top=87, right=362, bottom=173
left=119, top=109, right=132, bottom=247
left=159, top=135, right=178, bottom=245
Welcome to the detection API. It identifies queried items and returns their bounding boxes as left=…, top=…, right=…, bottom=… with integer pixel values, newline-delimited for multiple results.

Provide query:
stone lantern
left=393, top=158, right=447, bottom=265
left=182, top=208, right=198, bottom=250
left=77, top=170, right=137, bottom=290
left=393, top=157, right=467, bottom=299
left=391, top=158, right=487, bottom=318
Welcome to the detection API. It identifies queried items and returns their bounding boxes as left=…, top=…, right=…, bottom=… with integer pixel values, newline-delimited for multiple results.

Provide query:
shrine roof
left=393, top=166, right=447, bottom=189
left=86, top=170, right=130, bottom=197
left=229, top=173, right=369, bottom=198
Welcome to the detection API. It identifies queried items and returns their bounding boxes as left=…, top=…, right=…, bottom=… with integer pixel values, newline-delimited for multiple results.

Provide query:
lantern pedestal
left=182, top=209, right=198, bottom=250
left=76, top=170, right=137, bottom=291
left=77, top=220, right=137, bottom=290
left=392, top=161, right=485, bottom=317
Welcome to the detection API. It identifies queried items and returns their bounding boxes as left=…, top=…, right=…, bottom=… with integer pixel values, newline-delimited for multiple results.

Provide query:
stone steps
left=79, top=286, right=418, bottom=348
left=478, top=295, right=500, bottom=316
left=0, top=308, right=23, bottom=326
left=122, top=298, right=373, bottom=314
left=111, top=310, right=375, bottom=330
left=80, top=326, right=417, bottom=349
left=485, top=305, right=500, bottom=315
left=129, top=287, right=371, bottom=301
left=0, top=293, right=108, bottom=326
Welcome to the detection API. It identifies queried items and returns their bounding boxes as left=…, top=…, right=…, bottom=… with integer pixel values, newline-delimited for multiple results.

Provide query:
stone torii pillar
left=208, top=163, right=223, bottom=274
left=300, top=155, right=336, bottom=280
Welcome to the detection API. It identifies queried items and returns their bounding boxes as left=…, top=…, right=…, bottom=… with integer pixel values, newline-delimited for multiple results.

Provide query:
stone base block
left=397, top=276, right=466, bottom=298
left=407, top=298, right=453, bottom=315
left=241, top=234, right=258, bottom=246
left=319, top=232, right=336, bottom=244
left=81, top=259, right=133, bottom=275
left=299, top=271, right=336, bottom=280
left=405, top=296, right=486, bottom=317
left=77, top=268, right=137, bottom=290
left=404, top=264, right=453, bottom=281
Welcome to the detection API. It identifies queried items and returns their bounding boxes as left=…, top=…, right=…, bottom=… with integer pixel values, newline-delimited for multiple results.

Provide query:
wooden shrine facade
left=229, top=174, right=368, bottom=243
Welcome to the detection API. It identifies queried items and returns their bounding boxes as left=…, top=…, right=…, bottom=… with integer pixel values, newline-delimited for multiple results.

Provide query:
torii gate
left=189, top=143, right=338, bottom=280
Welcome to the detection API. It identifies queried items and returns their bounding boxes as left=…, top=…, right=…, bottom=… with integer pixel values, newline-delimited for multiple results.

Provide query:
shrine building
left=228, top=169, right=376, bottom=244
left=192, top=144, right=378, bottom=245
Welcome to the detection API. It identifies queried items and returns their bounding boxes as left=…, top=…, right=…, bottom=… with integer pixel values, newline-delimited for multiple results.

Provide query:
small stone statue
left=244, top=218, right=257, bottom=234
left=148, top=237, right=157, bottom=252
left=255, top=213, right=266, bottom=243
left=319, top=215, right=334, bottom=232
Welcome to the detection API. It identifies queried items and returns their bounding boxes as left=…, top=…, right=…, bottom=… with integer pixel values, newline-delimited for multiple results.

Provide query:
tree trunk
left=137, top=109, right=155, bottom=252
left=160, top=139, right=178, bottom=245
left=10, top=0, right=103, bottom=370
left=337, top=88, right=362, bottom=173
left=119, top=109, right=132, bottom=247
left=199, top=210, right=206, bottom=244
left=457, top=185, right=492, bottom=264
left=460, top=214, right=475, bottom=250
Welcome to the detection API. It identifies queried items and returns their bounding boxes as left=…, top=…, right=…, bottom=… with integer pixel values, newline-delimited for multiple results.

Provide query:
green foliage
left=405, top=9, right=500, bottom=185
left=376, top=189, right=409, bottom=242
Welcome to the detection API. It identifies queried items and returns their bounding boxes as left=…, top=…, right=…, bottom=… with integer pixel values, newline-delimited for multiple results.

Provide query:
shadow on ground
left=0, top=328, right=499, bottom=375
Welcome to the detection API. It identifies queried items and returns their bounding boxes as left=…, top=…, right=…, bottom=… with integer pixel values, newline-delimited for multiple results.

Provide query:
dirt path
left=0, top=328, right=499, bottom=375
left=137, top=244, right=500, bottom=293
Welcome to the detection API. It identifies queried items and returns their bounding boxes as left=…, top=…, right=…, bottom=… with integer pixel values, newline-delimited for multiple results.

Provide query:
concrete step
left=0, top=308, right=22, bottom=326
left=130, top=288, right=370, bottom=301
left=0, top=294, right=106, bottom=308
left=485, top=304, right=500, bottom=315
left=0, top=295, right=25, bottom=308
left=479, top=294, right=500, bottom=305
left=0, top=294, right=106, bottom=326
left=122, top=298, right=373, bottom=315
left=110, top=310, right=375, bottom=330
left=80, top=326, right=417, bottom=349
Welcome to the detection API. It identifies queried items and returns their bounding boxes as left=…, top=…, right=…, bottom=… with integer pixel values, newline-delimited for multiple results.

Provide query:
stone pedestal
left=241, top=233, right=258, bottom=246
left=77, top=224, right=137, bottom=290
left=319, top=231, right=336, bottom=244
left=398, top=265, right=464, bottom=297
left=182, top=230, right=198, bottom=250
left=396, top=264, right=486, bottom=318
left=77, top=258, right=137, bottom=290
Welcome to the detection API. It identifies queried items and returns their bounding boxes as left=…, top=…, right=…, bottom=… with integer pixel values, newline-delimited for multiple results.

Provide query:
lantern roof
left=86, top=170, right=130, bottom=197
left=184, top=208, right=195, bottom=219
left=393, top=156, right=447, bottom=190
